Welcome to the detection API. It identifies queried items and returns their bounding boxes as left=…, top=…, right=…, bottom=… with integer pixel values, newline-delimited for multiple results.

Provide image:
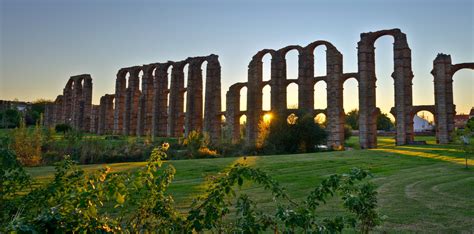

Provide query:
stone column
left=138, top=65, right=155, bottom=136
left=203, top=54, right=222, bottom=143
left=90, top=105, right=100, bottom=134
left=98, top=95, right=107, bottom=135
left=432, top=54, right=453, bottom=144
left=105, top=95, right=115, bottom=134
left=114, top=70, right=127, bottom=134
left=325, top=48, right=345, bottom=148
left=123, top=67, right=141, bottom=136
left=298, top=49, right=314, bottom=112
left=71, top=76, right=83, bottom=130
left=137, top=95, right=146, bottom=136
left=82, top=75, right=93, bottom=132
left=393, top=34, right=414, bottom=145
left=185, top=58, right=204, bottom=136
left=62, top=80, right=73, bottom=125
left=357, top=37, right=377, bottom=149
left=168, top=61, right=185, bottom=137
left=53, top=95, right=64, bottom=125
left=270, top=52, right=286, bottom=113
left=226, top=85, right=241, bottom=143
left=152, top=63, right=170, bottom=137
left=246, top=58, right=263, bottom=146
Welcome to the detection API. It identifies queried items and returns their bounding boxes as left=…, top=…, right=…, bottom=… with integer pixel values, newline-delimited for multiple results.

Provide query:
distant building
left=454, top=114, right=470, bottom=129
left=413, top=115, right=434, bottom=132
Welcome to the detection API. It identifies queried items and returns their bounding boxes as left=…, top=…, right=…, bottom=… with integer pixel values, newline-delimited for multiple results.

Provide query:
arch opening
left=262, top=84, right=271, bottom=111
left=314, top=80, right=327, bottom=110
left=313, top=46, right=327, bottom=77
left=262, top=53, right=272, bottom=82
left=286, top=82, right=298, bottom=109
left=240, top=86, right=248, bottom=111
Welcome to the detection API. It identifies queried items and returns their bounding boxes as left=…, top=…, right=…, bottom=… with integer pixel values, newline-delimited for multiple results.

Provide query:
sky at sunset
left=1, top=0, right=473, bottom=117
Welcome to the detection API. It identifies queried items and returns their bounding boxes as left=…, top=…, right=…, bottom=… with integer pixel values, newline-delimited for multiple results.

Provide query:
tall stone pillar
left=90, top=105, right=100, bottom=134
left=152, top=63, right=170, bottom=137
left=123, top=67, right=141, bottom=136
left=168, top=61, right=185, bottom=137
left=246, top=57, right=263, bottom=146
left=298, top=49, right=314, bottom=112
left=270, top=52, right=286, bottom=113
left=71, top=76, right=83, bottom=130
left=114, top=70, right=127, bottom=134
left=432, top=54, right=453, bottom=144
left=98, top=95, right=107, bottom=135
left=203, top=54, right=222, bottom=143
left=62, top=80, right=73, bottom=125
left=137, top=95, right=146, bottom=136
left=226, top=84, right=241, bottom=143
left=138, top=65, right=155, bottom=136
left=82, top=75, right=93, bottom=132
left=185, top=58, right=204, bottom=136
left=54, top=95, right=64, bottom=125
left=357, top=38, right=377, bottom=149
left=325, top=48, right=345, bottom=148
left=393, top=34, right=414, bottom=145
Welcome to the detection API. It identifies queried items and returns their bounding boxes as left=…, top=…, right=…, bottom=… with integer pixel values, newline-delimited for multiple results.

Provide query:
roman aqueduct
left=44, top=28, right=474, bottom=149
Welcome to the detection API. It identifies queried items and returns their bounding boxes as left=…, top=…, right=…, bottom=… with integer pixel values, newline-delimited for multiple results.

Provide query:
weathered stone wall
left=109, top=55, right=222, bottom=142
left=432, top=54, right=474, bottom=143
left=358, top=29, right=414, bottom=148
left=42, top=28, right=472, bottom=149
left=44, top=75, right=92, bottom=132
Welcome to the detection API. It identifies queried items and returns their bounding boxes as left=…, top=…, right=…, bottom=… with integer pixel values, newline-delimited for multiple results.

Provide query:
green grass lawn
left=26, top=136, right=474, bottom=232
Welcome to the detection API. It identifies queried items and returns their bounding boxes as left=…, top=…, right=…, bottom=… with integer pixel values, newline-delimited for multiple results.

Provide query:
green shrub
left=1, top=147, right=380, bottom=233
left=10, top=120, right=43, bottom=166
left=55, top=123, right=72, bottom=134
left=263, top=112, right=327, bottom=154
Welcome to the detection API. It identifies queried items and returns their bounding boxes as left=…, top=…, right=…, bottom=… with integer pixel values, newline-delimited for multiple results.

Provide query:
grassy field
left=26, top=136, right=474, bottom=232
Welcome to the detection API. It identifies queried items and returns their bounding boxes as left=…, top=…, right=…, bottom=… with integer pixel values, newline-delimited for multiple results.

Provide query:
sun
left=263, top=113, right=273, bottom=124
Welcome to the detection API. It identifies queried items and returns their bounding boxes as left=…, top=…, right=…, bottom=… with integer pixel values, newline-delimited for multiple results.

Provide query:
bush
left=0, top=109, right=21, bottom=128
left=1, top=147, right=381, bottom=233
left=263, top=112, right=327, bottom=154
left=10, top=120, right=42, bottom=166
left=55, top=123, right=72, bottom=134
left=183, top=131, right=219, bottom=158
left=344, top=124, right=353, bottom=142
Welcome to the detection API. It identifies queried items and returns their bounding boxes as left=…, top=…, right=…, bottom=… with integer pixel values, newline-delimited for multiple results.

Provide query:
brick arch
left=451, top=63, right=474, bottom=75
left=358, top=28, right=414, bottom=148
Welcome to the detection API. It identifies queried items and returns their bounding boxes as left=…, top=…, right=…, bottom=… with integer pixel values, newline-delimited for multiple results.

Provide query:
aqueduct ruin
left=44, top=28, right=473, bottom=148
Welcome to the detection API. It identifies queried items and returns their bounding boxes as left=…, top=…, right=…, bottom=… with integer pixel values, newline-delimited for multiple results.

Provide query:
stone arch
left=358, top=28, right=414, bottom=148
left=98, top=94, right=115, bottom=135
left=167, top=61, right=186, bottom=137
left=226, top=82, right=247, bottom=143
left=432, top=54, right=473, bottom=143
left=245, top=49, right=277, bottom=145
left=151, top=62, right=173, bottom=137
left=409, top=105, right=436, bottom=136
left=313, top=78, right=327, bottom=110
left=342, top=74, right=359, bottom=116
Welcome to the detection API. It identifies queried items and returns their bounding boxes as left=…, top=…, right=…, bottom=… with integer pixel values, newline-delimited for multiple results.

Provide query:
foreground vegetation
left=1, top=145, right=380, bottom=232
left=16, top=137, right=474, bottom=232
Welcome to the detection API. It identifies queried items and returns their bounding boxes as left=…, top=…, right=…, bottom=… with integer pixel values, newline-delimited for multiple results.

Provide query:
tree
left=25, top=99, right=52, bottom=126
left=345, top=109, right=359, bottom=130
left=264, top=112, right=327, bottom=154
left=0, top=109, right=21, bottom=128
left=377, top=113, right=394, bottom=131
